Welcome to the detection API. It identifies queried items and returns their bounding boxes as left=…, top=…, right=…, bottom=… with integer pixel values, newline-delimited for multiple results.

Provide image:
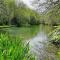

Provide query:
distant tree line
left=0, top=0, right=41, bottom=27
left=32, top=0, right=60, bottom=26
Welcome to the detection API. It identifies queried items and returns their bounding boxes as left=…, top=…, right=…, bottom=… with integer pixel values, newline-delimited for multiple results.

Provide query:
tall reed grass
left=0, top=33, right=35, bottom=60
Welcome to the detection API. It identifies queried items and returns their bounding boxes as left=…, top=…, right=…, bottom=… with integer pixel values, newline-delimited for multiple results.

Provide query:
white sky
left=22, top=0, right=34, bottom=8
left=16, top=0, right=46, bottom=9
left=16, top=0, right=58, bottom=12
left=22, top=0, right=46, bottom=5
left=22, top=0, right=46, bottom=10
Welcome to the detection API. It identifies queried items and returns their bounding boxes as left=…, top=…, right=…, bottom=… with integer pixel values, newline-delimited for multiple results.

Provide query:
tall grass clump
left=0, top=33, right=35, bottom=60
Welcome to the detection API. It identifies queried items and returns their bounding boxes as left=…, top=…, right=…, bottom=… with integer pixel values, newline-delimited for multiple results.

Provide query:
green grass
left=0, top=33, right=35, bottom=60
left=0, top=26, right=10, bottom=28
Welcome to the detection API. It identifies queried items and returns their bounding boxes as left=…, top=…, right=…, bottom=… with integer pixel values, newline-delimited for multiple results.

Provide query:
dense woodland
left=0, top=0, right=41, bottom=27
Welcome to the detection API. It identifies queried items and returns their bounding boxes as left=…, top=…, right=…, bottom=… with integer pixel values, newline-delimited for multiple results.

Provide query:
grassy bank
left=0, top=26, right=10, bottom=28
left=0, top=33, right=35, bottom=60
left=49, top=25, right=60, bottom=60
left=49, top=25, right=60, bottom=47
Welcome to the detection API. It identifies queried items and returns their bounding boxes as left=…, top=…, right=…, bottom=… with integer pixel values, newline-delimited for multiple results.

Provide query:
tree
left=0, top=0, right=8, bottom=25
left=0, top=0, right=16, bottom=25
left=32, top=0, right=59, bottom=12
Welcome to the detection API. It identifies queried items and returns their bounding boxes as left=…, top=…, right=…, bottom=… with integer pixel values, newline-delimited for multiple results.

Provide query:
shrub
left=49, top=26, right=60, bottom=47
left=29, top=16, right=40, bottom=25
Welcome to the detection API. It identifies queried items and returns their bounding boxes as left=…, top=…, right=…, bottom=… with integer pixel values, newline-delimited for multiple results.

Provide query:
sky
left=16, top=0, right=58, bottom=12
left=22, top=0, right=34, bottom=8
left=22, top=0, right=46, bottom=8
left=16, top=0, right=50, bottom=12
left=16, top=0, right=46, bottom=8
left=21, top=0, right=46, bottom=11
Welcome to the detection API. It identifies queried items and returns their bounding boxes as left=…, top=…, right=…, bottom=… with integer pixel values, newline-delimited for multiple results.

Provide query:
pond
left=0, top=26, right=40, bottom=40
left=0, top=25, right=60, bottom=60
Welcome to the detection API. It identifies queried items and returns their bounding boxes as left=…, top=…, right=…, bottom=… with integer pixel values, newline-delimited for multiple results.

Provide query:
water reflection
left=29, top=31, right=57, bottom=60
left=0, top=29, right=7, bottom=34
left=29, top=32, right=48, bottom=60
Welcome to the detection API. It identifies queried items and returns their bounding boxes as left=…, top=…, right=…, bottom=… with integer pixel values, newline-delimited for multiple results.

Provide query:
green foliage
left=13, top=6, right=41, bottom=27
left=29, top=15, right=40, bottom=25
left=44, top=2, right=60, bottom=25
left=0, top=0, right=41, bottom=27
left=0, top=33, right=35, bottom=60
left=0, top=0, right=15, bottom=25
left=49, top=25, right=60, bottom=47
left=0, top=0, right=8, bottom=25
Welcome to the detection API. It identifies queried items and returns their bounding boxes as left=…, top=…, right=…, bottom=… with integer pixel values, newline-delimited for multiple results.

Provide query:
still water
left=27, top=25, right=59, bottom=60
left=29, top=31, right=57, bottom=60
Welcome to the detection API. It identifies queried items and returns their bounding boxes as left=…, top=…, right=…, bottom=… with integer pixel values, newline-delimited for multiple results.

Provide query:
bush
left=49, top=26, right=60, bottom=47
left=29, top=16, right=40, bottom=25
left=11, top=16, right=22, bottom=27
